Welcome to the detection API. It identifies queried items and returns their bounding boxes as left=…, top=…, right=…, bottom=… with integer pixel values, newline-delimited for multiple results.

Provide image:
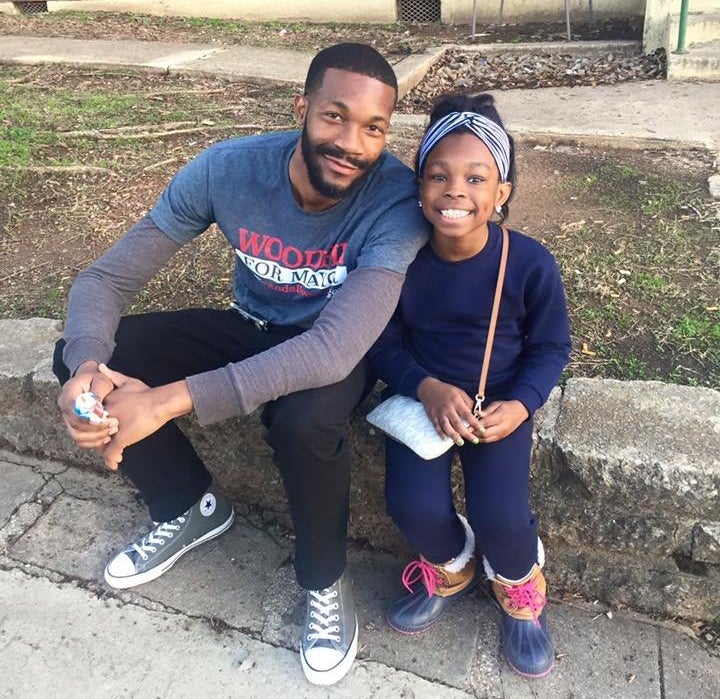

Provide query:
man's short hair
left=304, top=43, right=398, bottom=101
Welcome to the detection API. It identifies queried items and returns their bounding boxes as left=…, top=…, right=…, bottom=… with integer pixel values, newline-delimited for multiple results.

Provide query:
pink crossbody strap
left=473, top=226, right=510, bottom=418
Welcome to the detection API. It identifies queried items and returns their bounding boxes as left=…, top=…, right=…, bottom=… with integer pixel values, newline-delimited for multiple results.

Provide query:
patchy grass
left=0, top=70, right=255, bottom=171
left=553, top=159, right=720, bottom=388
left=0, top=64, right=718, bottom=391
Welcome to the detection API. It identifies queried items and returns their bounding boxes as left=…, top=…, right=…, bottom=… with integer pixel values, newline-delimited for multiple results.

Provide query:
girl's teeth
left=441, top=209, right=470, bottom=219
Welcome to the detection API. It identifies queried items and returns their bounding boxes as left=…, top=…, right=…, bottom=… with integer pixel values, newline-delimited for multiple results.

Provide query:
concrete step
left=667, top=11, right=720, bottom=49
left=668, top=38, right=720, bottom=81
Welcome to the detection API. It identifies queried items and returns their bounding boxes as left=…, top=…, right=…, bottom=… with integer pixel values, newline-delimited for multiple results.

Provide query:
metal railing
left=675, top=0, right=691, bottom=53
left=470, top=1, right=594, bottom=42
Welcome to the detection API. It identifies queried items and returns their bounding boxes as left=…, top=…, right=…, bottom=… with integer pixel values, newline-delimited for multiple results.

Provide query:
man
left=54, top=43, right=428, bottom=686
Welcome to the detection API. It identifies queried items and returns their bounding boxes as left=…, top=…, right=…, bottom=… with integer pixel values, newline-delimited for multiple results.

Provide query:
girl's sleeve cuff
left=398, top=366, right=434, bottom=399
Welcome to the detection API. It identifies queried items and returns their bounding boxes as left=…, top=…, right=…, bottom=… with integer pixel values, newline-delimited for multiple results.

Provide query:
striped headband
left=417, top=111, right=511, bottom=182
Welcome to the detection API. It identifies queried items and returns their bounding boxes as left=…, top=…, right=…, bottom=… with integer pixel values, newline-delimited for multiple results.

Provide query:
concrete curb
left=453, top=39, right=643, bottom=54
left=394, top=46, right=447, bottom=99
left=391, top=113, right=712, bottom=151
left=1, top=318, right=718, bottom=623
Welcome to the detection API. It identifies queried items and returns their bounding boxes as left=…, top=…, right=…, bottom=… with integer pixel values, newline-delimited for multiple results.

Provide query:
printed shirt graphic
left=150, top=131, right=429, bottom=328
left=236, top=227, right=348, bottom=298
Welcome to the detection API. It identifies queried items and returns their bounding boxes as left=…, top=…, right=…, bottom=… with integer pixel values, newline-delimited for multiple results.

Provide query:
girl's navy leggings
left=385, top=417, right=539, bottom=581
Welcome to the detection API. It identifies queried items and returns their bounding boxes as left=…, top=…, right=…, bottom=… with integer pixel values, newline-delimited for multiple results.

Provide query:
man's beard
left=300, top=127, right=376, bottom=201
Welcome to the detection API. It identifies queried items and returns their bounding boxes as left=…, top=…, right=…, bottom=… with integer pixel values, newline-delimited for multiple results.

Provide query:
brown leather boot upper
left=492, top=565, right=547, bottom=622
left=415, top=554, right=477, bottom=597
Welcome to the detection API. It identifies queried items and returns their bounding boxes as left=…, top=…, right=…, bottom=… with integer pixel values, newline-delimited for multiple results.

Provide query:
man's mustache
left=315, top=144, right=370, bottom=171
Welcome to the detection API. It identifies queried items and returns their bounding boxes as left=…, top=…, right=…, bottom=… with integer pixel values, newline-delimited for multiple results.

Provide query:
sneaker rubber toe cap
left=303, top=647, right=344, bottom=672
left=105, top=552, right=136, bottom=580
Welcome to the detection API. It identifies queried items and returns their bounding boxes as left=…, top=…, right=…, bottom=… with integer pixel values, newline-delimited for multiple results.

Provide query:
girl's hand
left=416, top=377, right=484, bottom=445
left=476, top=400, right=529, bottom=443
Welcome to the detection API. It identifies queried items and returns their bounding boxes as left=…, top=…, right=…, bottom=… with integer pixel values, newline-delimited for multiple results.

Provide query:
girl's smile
left=439, top=208, right=473, bottom=220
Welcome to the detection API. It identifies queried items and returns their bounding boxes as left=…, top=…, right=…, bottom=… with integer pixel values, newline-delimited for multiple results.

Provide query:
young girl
left=369, top=93, right=571, bottom=679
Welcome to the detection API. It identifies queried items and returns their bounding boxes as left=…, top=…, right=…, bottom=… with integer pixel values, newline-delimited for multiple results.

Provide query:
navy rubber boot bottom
left=501, top=607, right=555, bottom=678
left=387, top=579, right=477, bottom=635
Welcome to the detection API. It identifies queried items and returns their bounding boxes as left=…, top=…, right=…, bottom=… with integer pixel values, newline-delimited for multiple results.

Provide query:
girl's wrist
left=416, top=376, right=439, bottom=401
left=508, top=399, right=530, bottom=421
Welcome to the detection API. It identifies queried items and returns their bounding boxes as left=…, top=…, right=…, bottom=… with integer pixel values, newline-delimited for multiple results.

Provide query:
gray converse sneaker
left=104, top=487, right=234, bottom=589
left=300, top=567, right=358, bottom=686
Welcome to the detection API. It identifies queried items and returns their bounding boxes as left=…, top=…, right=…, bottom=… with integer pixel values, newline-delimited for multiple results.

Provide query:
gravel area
left=0, top=12, right=646, bottom=53
left=399, top=46, right=666, bottom=112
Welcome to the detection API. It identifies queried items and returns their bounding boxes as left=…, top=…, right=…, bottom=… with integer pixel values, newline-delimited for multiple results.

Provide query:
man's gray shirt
left=63, top=131, right=429, bottom=423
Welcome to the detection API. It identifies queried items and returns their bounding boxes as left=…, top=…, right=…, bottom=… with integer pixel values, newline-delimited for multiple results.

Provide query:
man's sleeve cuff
left=186, top=368, right=242, bottom=426
left=63, top=339, right=113, bottom=376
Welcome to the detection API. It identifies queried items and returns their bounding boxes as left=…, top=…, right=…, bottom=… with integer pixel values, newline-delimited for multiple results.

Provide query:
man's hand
left=99, top=364, right=193, bottom=470
left=57, top=360, right=118, bottom=450
left=417, top=377, right=484, bottom=446
left=475, top=400, right=529, bottom=443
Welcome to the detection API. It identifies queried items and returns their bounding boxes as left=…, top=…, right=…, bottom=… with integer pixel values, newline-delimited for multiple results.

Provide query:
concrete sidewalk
left=1, top=34, right=720, bottom=151
left=2, top=450, right=719, bottom=698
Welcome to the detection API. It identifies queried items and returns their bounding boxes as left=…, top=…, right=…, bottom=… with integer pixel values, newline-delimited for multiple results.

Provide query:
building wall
left=47, top=1, right=397, bottom=22
left=45, top=0, right=644, bottom=24
left=643, top=0, right=719, bottom=52
left=442, top=0, right=644, bottom=24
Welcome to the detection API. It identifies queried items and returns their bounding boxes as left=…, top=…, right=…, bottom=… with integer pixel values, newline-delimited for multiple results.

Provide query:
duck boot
left=387, top=514, right=477, bottom=634
left=491, top=564, right=555, bottom=678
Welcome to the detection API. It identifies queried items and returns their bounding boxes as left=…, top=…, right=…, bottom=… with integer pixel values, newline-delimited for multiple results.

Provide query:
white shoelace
left=132, top=517, right=186, bottom=560
left=307, top=588, right=341, bottom=642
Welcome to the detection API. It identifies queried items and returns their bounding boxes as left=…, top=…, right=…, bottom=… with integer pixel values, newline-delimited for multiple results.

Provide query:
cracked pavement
left=1, top=451, right=718, bottom=698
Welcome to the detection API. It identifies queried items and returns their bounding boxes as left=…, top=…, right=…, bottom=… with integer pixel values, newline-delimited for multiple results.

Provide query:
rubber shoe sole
left=300, top=617, right=358, bottom=686
left=103, top=509, right=235, bottom=590
left=508, top=657, right=555, bottom=679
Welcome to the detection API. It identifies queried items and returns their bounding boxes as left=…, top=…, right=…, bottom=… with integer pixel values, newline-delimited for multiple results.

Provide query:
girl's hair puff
left=414, top=93, right=516, bottom=224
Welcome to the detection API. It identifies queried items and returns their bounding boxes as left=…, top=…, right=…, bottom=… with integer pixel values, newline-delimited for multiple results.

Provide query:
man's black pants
left=53, top=308, right=371, bottom=590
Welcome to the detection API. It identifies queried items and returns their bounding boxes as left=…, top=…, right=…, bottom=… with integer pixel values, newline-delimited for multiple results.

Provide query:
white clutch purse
left=367, top=227, right=510, bottom=461
left=365, top=394, right=454, bottom=460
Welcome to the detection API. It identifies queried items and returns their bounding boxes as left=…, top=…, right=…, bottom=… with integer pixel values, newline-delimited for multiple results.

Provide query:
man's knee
left=267, top=401, right=348, bottom=459
left=53, top=338, right=70, bottom=385
left=109, top=315, right=149, bottom=372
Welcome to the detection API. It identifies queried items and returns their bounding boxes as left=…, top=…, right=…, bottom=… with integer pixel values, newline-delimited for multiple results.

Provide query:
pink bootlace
left=401, top=559, right=444, bottom=597
left=504, top=578, right=546, bottom=627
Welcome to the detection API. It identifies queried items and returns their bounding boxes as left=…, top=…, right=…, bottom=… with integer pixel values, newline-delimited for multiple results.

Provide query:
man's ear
left=294, top=94, right=307, bottom=126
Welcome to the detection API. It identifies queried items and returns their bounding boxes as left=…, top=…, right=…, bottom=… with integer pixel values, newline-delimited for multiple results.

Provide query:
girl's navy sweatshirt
left=369, top=222, right=572, bottom=416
